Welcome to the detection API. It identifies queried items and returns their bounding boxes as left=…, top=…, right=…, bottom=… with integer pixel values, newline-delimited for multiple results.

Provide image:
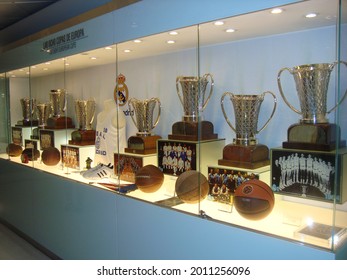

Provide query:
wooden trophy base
left=218, top=143, right=269, bottom=169
left=168, top=120, right=218, bottom=141
left=124, top=135, right=162, bottom=154
left=46, top=116, right=75, bottom=129
left=282, top=123, right=346, bottom=151
left=16, top=119, right=39, bottom=127
left=69, top=130, right=96, bottom=146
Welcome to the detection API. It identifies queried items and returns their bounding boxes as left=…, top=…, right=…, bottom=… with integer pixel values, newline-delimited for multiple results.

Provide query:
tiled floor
left=0, top=223, right=51, bottom=260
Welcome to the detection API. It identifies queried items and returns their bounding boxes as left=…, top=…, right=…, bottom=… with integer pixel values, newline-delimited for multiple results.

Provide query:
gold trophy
left=218, top=92, right=277, bottom=169
left=125, top=97, right=162, bottom=154
left=168, top=74, right=218, bottom=140
left=70, top=99, right=96, bottom=145
left=277, top=62, right=347, bottom=151
left=46, top=89, right=74, bottom=129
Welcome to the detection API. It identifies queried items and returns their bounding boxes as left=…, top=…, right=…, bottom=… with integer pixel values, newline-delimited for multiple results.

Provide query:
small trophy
left=125, top=97, right=162, bottom=154
left=46, top=89, right=74, bottom=129
left=277, top=62, right=347, bottom=151
left=69, top=99, right=96, bottom=145
left=16, top=98, right=38, bottom=126
left=168, top=74, right=218, bottom=141
left=31, top=102, right=50, bottom=140
left=218, top=91, right=277, bottom=169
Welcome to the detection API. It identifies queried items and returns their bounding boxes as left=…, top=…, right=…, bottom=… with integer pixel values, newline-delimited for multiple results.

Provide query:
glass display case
left=1, top=0, right=347, bottom=258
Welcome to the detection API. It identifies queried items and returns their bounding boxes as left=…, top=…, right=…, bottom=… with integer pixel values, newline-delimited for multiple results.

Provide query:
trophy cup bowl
left=70, top=99, right=96, bottom=145
left=277, top=62, right=347, bottom=150
left=37, top=103, right=50, bottom=128
left=125, top=97, right=162, bottom=154
left=18, top=98, right=37, bottom=126
left=218, top=91, right=277, bottom=169
left=169, top=73, right=218, bottom=141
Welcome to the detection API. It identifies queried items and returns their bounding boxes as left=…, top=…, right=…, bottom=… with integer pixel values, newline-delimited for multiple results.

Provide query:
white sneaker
left=82, top=163, right=114, bottom=180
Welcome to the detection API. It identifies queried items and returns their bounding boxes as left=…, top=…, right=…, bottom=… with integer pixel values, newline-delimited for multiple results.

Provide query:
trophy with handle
left=70, top=99, right=96, bottom=145
left=277, top=62, right=347, bottom=151
left=46, top=89, right=74, bottom=129
left=125, top=97, right=162, bottom=154
left=169, top=73, right=218, bottom=140
left=18, top=98, right=38, bottom=126
left=218, top=91, right=277, bottom=169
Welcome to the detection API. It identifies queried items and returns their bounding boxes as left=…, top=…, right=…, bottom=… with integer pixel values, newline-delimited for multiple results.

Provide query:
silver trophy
left=128, top=97, right=161, bottom=136
left=20, top=98, right=36, bottom=122
left=36, top=103, right=50, bottom=128
left=277, top=62, right=347, bottom=124
left=176, top=73, right=214, bottom=122
left=74, top=99, right=96, bottom=130
left=221, top=92, right=277, bottom=146
left=50, top=89, right=66, bottom=118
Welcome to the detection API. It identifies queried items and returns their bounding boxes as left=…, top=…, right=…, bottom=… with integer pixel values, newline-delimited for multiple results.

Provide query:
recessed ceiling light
left=45, top=62, right=51, bottom=65
left=271, top=8, right=283, bottom=14
left=305, top=13, right=317, bottom=18
left=133, top=39, right=142, bottom=43
left=214, top=21, right=224, bottom=26
left=90, top=56, right=97, bottom=60
left=43, top=68, right=49, bottom=71
left=104, top=46, right=113, bottom=50
left=167, top=40, right=175, bottom=44
left=124, top=49, right=131, bottom=53
left=169, top=31, right=178, bottom=35
left=225, top=28, right=236, bottom=33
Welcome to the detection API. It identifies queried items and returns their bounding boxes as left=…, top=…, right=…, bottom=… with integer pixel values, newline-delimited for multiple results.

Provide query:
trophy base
left=46, top=116, right=75, bottom=129
left=218, top=143, right=269, bottom=169
left=283, top=123, right=346, bottom=151
left=16, top=119, right=39, bottom=127
left=124, top=135, right=162, bottom=154
left=168, top=120, right=218, bottom=141
left=69, top=130, right=96, bottom=146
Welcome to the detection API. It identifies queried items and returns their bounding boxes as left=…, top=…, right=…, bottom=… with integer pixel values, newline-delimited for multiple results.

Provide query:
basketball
left=41, top=147, right=61, bottom=166
left=21, top=148, right=40, bottom=161
left=175, top=170, right=209, bottom=204
left=6, top=143, right=23, bottom=157
left=234, top=179, right=274, bottom=220
left=135, top=164, right=164, bottom=193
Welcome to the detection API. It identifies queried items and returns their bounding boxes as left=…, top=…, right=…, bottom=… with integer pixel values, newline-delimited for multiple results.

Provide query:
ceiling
left=0, top=0, right=61, bottom=31
left=5, top=0, right=347, bottom=78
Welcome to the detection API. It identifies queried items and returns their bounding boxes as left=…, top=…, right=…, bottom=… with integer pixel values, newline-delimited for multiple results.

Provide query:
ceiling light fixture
left=214, top=21, right=224, bottom=26
left=225, top=28, right=236, bottom=33
left=133, top=39, right=142, bottom=43
left=104, top=46, right=113, bottom=50
left=271, top=8, right=283, bottom=14
left=167, top=40, right=175, bottom=44
left=124, top=49, right=131, bottom=53
left=305, top=12, right=317, bottom=18
left=169, top=31, right=178, bottom=35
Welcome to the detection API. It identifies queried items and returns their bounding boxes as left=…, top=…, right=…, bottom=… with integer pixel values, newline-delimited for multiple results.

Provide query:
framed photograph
left=61, top=145, right=80, bottom=169
left=39, top=130, right=55, bottom=150
left=157, top=140, right=196, bottom=176
left=207, top=166, right=259, bottom=204
left=114, top=154, right=143, bottom=183
left=11, top=127, right=22, bottom=145
left=271, top=148, right=341, bottom=202
left=24, top=139, right=38, bottom=150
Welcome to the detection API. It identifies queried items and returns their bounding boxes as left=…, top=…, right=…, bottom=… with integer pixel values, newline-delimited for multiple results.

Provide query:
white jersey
left=94, top=103, right=126, bottom=165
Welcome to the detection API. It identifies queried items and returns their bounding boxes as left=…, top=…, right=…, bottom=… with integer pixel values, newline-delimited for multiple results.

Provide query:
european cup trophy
left=70, top=99, right=96, bottom=145
left=168, top=74, right=218, bottom=140
left=46, top=89, right=74, bottom=129
left=31, top=102, right=50, bottom=140
left=277, top=62, right=347, bottom=151
left=218, top=91, right=277, bottom=169
left=125, top=97, right=162, bottom=154
left=17, top=98, right=38, bottom=126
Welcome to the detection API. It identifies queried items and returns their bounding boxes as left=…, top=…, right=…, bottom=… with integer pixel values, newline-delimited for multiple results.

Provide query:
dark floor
left=0, top=223, right=51, bottom=260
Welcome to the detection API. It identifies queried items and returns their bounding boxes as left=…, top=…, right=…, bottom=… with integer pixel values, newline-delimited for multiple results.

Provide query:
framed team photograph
left=270, top=148, right=343, bottom=203
left=114, top=154, right=143, bottom=183
left=11, top=127, right=22, bottom=145
left=61, top=145, right=80, bottom=169
left=39, top=129, right=54, bottom=150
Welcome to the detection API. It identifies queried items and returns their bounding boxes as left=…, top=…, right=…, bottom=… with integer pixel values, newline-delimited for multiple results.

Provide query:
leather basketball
left=6, top=143, right=23, bottom=157
left=234, top=179, right=274, bottom=220
left=41, top=147, right=61, bottom=166
left=135, top=164, right=164, bottom=193
left=175, top=170, right=209, bottom=204
left=21, top=148, right=40, bottom=161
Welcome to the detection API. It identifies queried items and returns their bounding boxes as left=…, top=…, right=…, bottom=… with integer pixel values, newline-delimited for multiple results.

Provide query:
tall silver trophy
left=36, top=103, right=50, bottom=128
left=169, top=73, right=218, bottom=140
left=125, top=97, right=162, bottom=154
left=218, top=91, right=277, bottom=169
left=18, top=98, right=38, bottom=126
left=277, top=62, right=347, bottom=150
left=70, top=99, right=96, bottom=146
left=46, top=89, right=74, bottom=129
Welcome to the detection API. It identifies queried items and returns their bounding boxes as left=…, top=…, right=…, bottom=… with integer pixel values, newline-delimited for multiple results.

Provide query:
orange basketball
left=6, top=143, right=23, bottom=157
left=135, top=165, right=164, bottom=193
left=21, top=148, right=40, bottom=161
left=175, top=170, right=209, bottom=204
left=234, top=179, right=274, bottom=220
left=42, top=147, right=61, bottom=166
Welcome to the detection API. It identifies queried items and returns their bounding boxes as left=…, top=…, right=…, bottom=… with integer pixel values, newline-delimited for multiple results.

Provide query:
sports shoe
left=82, top=163, right=114, bottom=180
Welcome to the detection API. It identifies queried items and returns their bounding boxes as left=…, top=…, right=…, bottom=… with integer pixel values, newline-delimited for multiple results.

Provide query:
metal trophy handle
left=150, top=97, right=161, bottom=130
left=327, top=61, right=347, bottom=114
left=201, top=73, right=214, bottom=111
left=256, top=91, right=277, bottom=134
left=221, top=92, right=237, bottom=133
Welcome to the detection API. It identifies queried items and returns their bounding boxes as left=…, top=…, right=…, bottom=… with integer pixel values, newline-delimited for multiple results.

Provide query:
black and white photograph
left=271, top=149, right=341, bottom=202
